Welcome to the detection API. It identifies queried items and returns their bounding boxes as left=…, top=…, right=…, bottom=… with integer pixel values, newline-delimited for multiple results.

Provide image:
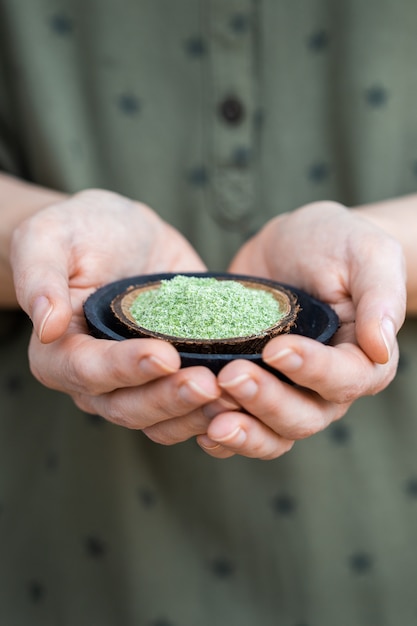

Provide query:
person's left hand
left=197, top=201, right=406, bottom=459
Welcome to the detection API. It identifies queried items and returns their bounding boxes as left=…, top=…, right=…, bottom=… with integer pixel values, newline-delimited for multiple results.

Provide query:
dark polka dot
left=232, top=146, right=252, bottom=167
left=85, top=535, right=107, bottom=559
left=271, top=493, right=296, bottom=515
left=229, top=14, right=250, bottom=33
left=210, top=557, right=235, bottom=578
left=50, top=14, right=74, bottom=35
left=365, top=85, right=388, bottom=108
left=28, top=581, right=45, bottom=603
left=184, top=37, right=207, bottom=57
left=328, top=422, right=351, bottom=445
left=138, top=487, right=157, bottom=508
left=45, top=451, right=59, bottom=471
left=4, top=374, right=23, bottom=394
left=308, top=161, right=329, bottom=182
left=219, top=97, right=245, bottom=124
left=117, top=93, right=141, bottom=116
left=308, top=29, right=329, bottom=51
left=85, top=413, right=106, bottom=427
left=187, top=166, right=209, bottom=186
left=349, top=552, right=373, bottom=574
left=405, top=477, right=417, bottom=498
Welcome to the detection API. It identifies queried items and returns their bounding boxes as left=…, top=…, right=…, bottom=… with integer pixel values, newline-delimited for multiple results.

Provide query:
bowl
left=110, top=275, right=300, bottom=355
left=83, top=272, right=339, bottom=379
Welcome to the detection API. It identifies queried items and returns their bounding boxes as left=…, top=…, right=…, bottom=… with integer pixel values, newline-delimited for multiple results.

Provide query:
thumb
left=353, top=250, right=406, bottom=364
left=28, top=281, right=73, bottom=344
left=11, top=229, right=73, bottom=344
left=355, top=297, right=403, bottom=365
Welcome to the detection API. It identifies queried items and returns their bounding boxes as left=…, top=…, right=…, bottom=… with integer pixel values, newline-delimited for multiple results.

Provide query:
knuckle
left=260, top=439, right=295, bottom=461
left=334, top=385, right=362, bottom=405
left=327, top=378, right=368, bottom=404
left=72, top=393, right=95, bottom=414
left=331, top=361, right=397, bottom=403
left=101, top=394, right=140, bottom=429
left=69, top=356, right=97, bottom=392
left=142, top=426, right=175, bottom=446
left=67, top=350, right=110, bottom=396
left=29, top=358, right=51, bottom=388
left=256, top=393, right=288, bottom=421
left=370, top=361, right=399, bottom=396
left=285, top=412, right=328, bottom=440
left=107, top=411, right=136, bottom=430
left=282, top=438, right=296, bottom=454
left=108, top=358, right=132, bottom=387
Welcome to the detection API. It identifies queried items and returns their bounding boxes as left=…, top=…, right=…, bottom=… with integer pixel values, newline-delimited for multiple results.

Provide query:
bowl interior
left=109, top=276, right=300, bottom=355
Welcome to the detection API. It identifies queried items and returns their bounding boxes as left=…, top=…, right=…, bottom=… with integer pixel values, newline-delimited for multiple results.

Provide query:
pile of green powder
left=129, top=275, right=284, bottom=339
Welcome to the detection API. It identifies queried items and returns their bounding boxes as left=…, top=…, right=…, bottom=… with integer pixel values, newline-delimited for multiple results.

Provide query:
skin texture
left=6, top=179, right=411, bottom=460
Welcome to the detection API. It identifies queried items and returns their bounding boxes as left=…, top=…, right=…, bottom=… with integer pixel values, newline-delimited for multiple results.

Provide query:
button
left=219, top=97, right=245, bottom=124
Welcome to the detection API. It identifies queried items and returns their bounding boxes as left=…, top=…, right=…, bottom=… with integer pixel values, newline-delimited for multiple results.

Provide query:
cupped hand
left=197, top=201, right=406, bottom=459
left=11, top=189, right=229, bottom=440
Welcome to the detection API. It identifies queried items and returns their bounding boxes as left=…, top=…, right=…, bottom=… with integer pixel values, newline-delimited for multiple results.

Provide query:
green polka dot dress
left=1, top=1, right=417, bottom=624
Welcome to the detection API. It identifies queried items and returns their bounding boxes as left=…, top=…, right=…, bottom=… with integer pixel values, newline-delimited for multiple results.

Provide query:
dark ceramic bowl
left=83, top=272, right=339, bottom=379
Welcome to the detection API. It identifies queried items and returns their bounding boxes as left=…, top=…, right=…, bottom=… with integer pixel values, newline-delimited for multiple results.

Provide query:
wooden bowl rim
left=110, top=276, right=300, bottom=347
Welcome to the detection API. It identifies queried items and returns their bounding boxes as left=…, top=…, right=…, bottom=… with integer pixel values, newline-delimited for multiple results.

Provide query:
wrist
left=0, top=174, right=67, bottom=307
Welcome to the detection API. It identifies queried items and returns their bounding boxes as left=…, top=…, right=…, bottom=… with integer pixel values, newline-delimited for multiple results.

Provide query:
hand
left=197, top=201, right=406, bottom=459
left=11, top=189, right=230, bottom=440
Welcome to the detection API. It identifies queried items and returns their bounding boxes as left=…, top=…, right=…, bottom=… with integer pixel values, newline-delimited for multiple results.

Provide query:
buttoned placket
left=203, top=0, right=258, bottom=231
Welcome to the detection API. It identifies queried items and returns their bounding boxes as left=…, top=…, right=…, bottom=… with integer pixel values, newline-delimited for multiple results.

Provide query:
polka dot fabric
left=1, top=1, right=417, bottom=624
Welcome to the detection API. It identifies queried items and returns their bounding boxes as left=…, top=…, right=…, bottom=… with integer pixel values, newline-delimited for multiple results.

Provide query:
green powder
left=129, top=275, right=284, bottom=339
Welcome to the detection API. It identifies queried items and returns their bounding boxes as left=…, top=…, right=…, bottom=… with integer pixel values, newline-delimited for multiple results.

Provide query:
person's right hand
left=11, top=189, right=233, bottom=442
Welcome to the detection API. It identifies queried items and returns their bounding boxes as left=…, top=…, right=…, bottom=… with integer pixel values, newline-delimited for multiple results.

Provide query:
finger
left=262, top=334, right=399, bottom=403
left=196, top=436, right=237, bottom=459
left=198, top=412, right=295, bottom=460
left=29, top=334, right=182, bottom=395
left=11, top=216, right=73, bottom=343
left=350, top=231, right=406, bottom=363
left=143, top=395, right=239, bottom=445
left=73, top=366, right=221, bottom=430
left=217, top=359, right=349, bottom=441
left=354, top=298, right=403, bottom=365
left=143, top=411, right=212, bottom=445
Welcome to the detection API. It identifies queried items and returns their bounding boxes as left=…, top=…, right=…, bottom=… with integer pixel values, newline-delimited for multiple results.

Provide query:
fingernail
left=198, top=435, right=222, bottom=450
left=218, top=394, right=241, bottom=410
left=179, top=379, right=217, bottom=403
left=380, top=317, right=396, bottom=362
left=263, top=347, right=303, bottom=372
left=31, top=296, right=53, bottom=341
left=219, top=374, right=258, bottom=400
left=202, top=395, right=240, bottom=419
left=138, top=355, right=177, bottom=376
left=211, top=425, right=247, bottom=446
